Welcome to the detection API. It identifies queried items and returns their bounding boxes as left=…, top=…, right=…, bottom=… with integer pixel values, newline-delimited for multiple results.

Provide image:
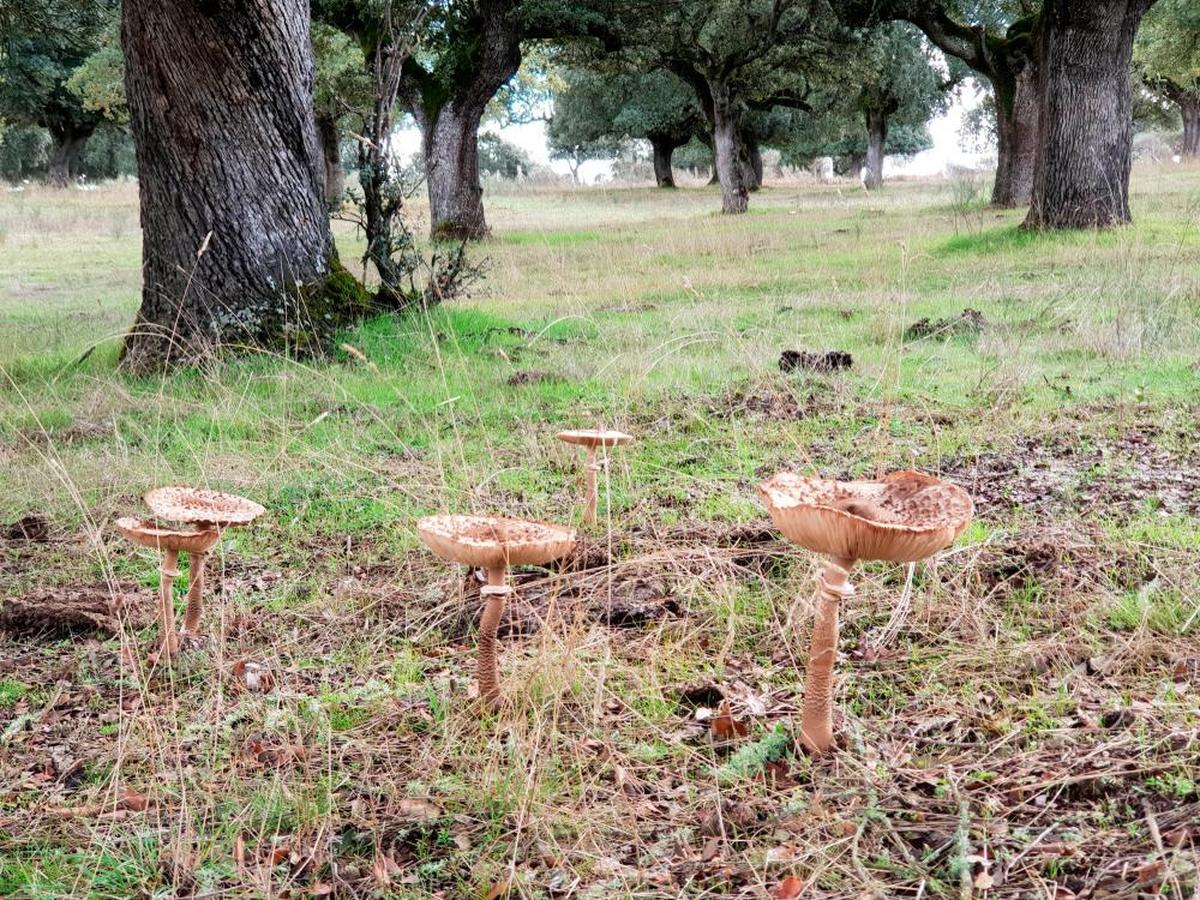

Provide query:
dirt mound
left=904, top=307, right=986, bottom=340
left=778, top=349, right=852, bottom=373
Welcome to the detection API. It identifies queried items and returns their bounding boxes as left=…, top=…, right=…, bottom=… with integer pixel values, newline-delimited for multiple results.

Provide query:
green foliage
left=0, top=123, right=48, bottom=181
left=1135, top=0, right=1200, bottom=90
left=550, top=67, right=704, bottom=159
left=66, top=21, right=126, bottom=122
left=312, top=21, right=371, bottom=128
left=0, top=0, right=112, bottom=134
left=477, top=131, right=532, bottom=177
left=779, top=23, right=950, bottom=165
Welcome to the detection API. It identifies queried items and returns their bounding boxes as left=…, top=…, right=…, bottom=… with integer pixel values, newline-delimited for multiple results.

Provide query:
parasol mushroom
left=114, top=518, right=220, bottom=662
left=758, top=470, right=973, bottom=755
left=141, top=487, right=265, bottom=645
left=417, top=514, right=576, bottom=708
left=556, top=429, right=633, bottom=525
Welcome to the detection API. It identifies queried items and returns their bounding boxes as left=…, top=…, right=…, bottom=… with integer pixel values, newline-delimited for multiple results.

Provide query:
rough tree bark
left=864, top=108, right=888, bottom=190
left=741, top=133, right=763, bottom=191
left=46, top=125, right=93, bottom=187
left=1184, top=100, right=1200, bottom=158
left=992, top=63, right=1039, bottom=206
left=315, top=112, right=345, bottom=209
left=649, top=136, right=676, bottom=188
left=1024, top=0, right=1156, bottom=229
left=422, top=102, right=493, bottom=240
left=121, top=0, right=367, bottom=370
left=710, top=80, right=748, bottom=214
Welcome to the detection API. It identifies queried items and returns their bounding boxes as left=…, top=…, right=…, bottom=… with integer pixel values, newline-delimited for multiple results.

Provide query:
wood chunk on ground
left=0, top=584, right=155, bottom=637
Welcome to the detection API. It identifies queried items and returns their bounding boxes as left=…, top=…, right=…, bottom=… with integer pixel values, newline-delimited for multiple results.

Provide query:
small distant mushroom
left=759, top=470, right=973, bottom=755
left=556, top=429, right=633, bottom=525
left=114, top=518, right=219, bottom=662
left=417, top=514, right=576, bottom=708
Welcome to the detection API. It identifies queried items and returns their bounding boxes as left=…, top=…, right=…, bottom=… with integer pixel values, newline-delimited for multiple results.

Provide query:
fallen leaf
left=234, top=833, right=246, bottom=868
left=119, top=787, right=148, bottom=812
left=372, top=847, right=403, bottom=887
left=771, top=875, right=805, bottom=899
left=485, top=880, right=511, bottom=899
left=396, top=798, right=443, bottom=822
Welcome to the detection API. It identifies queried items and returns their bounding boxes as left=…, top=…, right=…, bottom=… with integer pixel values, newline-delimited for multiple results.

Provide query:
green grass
left=1, top=168, right=1199, bottom=898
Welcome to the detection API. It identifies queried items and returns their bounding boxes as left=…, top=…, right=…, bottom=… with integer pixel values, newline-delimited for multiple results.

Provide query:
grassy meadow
left=1, top=167, right=1199, bottom=897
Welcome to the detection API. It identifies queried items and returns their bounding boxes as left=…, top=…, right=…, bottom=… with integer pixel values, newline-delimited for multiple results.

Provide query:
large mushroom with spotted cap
left=556, top=429, right=633, bottom=525
left=418, top=514, right=576, bottom=708
left=758, top=470, right=973, bottom=754
left=129, top=487, right=264, bottom=655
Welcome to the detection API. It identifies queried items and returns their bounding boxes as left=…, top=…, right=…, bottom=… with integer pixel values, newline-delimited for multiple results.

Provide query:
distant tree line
left=0, top=0, right=1195, bottom=369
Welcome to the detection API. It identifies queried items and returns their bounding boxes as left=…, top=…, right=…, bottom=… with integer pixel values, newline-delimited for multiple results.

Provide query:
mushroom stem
left=477, top=566, right=510, bottom=709
left=800, top=557, right=856, bottom=755
left=583, top=445, right=599, bottom=525
left=157, top=548, right=181, bottom=662
left=182, top=550, right=207, bottom=636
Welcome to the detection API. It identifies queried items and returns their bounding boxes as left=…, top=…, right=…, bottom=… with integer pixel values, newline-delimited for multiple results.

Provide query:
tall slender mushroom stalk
left=417, top=514, right=576, bottom=709
left=182, top=547, right=209, bottom=638
left=158, top=548, right=182, bottom=661
left=759, top=471, right=973, bottom=755
left=556, top=430, right=634, bottom=525
left=477, top=567, right=511, bottom=706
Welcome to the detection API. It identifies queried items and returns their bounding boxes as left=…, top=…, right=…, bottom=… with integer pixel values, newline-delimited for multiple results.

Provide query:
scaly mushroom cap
left=144, top=487, right=265, bottom=527
left=556, top=429, right=634, bottom=448
left=115, top=517, right=220, bottom=553
left=417, top=514, right=577, bottom=569
left=758, top=470, right=973, bottom=563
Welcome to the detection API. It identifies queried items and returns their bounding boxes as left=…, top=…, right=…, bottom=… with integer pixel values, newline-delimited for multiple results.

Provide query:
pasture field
left=1, top=169, right=1199, bottom=897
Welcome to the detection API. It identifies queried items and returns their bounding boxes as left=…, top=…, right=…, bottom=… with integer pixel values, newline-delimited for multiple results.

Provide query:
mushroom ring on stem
left=417, top=514, right=576, bottom=708
left=556, top=429, right=633, bottom=525
left=140, top=487, right=265, bottom=646
left=758, top=470, right=973, bottom=755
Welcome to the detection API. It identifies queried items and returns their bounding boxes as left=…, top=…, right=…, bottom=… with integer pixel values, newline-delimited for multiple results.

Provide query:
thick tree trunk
left=741, top=135, right=763, bottom=191
left=835, top=152, right=865, bottom=178
left=864, top=109, right=887, bottom=190
left=424, top=102, right=489, bottom=240
left=1182, top=99, right=1200, bottom=158
left=315, top=112, right=345, bottom=210
left=710, top=80, right=747, bottom=214
left=47, top=126, right=93, bottom=187
left=650, top=137, right=676, bottom=188
left=991, top=63, right=1039, bottom=206
left=121, top=0, right=363, bottom=370
left=1024, top=0, right=1154, bottom=229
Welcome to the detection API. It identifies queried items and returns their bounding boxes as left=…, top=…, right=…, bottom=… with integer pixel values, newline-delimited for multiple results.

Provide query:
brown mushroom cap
left=556, top=429, right=634, bottom=448
left=417, top=514, right=577, bottom=569
left=758, top=470, right=973, bottom=563
left=144, top=487, right=265, bottom=527
left=115, top=517, right=220, bottom=554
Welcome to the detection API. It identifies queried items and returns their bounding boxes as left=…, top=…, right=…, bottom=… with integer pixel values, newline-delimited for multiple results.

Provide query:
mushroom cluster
left=116, top=487, right=264, bottom=662
left=759, top=470, right=973, bottom=754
